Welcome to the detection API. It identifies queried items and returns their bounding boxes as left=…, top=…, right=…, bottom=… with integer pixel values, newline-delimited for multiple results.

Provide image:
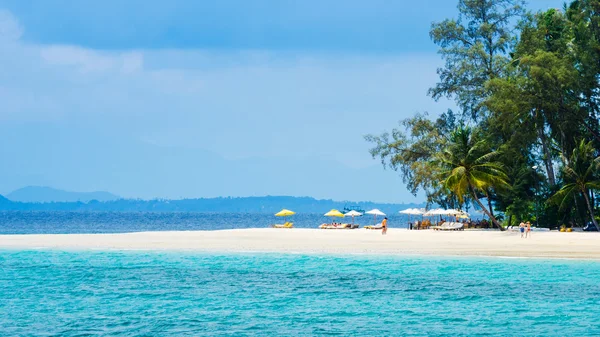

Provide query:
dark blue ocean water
left=0, top=211, right=410, bottom=234
left=1, top=251, right=599, bottom=336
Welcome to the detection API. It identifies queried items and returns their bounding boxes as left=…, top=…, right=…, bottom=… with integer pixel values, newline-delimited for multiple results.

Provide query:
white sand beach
left=1, top=229, right=599, bottom=259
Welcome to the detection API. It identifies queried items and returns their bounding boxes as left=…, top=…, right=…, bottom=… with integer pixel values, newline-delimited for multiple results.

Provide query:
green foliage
left=437, top=126, right=509, bottom=229
left=367, top=0, right=600, bottom=229
left=566, top=0, right=600, bottom=149
left=549, top=140, right=600, bottom=229
left=365, top=111, right=459, bottom=208
left=493, top=163, right=539, bottom=225
left=429, top=0, right=525, bottom=120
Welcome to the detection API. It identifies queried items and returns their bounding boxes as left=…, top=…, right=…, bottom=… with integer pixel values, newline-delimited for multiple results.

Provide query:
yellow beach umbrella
left=274, top=209, right=295, bottom=226
left=324, top=209, right=344, bottom=217
left=275, top=209, right=295, bottom=217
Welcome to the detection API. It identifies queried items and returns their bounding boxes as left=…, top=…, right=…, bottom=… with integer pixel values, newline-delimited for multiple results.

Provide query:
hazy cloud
left=0, top=8, right=448, bottom=202
left=0, top=9, right=21, bottom=41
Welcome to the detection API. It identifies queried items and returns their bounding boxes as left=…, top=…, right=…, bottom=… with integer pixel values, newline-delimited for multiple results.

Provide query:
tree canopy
left=367, top=0, right=600, bottom=228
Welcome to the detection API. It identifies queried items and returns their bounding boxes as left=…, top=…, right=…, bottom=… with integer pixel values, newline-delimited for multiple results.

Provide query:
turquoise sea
left=2, top=250, right=600, bottom=336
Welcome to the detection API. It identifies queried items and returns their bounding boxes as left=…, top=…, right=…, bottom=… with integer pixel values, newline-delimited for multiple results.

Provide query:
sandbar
left=1, top=229, right=599, bottom=260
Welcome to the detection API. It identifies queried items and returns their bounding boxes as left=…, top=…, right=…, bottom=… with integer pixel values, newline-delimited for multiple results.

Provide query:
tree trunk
left=471, top=187, right=505, bottom=231
left=582, top=188, right=599, bottom=231
left=487, top=193, right=495, bottom=218
left=573, top=194, right=583, bottom=227
left=537, top=126, right=556, bottom=186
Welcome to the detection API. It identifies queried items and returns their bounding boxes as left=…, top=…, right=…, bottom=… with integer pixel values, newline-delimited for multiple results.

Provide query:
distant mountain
left=0, top=194, right=11, bottom=205
left=0, top=195, right=425, bottom=213
left=6, top=186, right=119, bottom=203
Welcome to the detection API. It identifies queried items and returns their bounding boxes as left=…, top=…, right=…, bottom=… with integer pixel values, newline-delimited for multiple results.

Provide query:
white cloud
left=40, top=45, right=116, bottom=73
left=0, top=9, right=22, bottom=41
left=40, top=45, right=144, bottom=74
left=0, top=8, right=453, bottom=199
left=121, top=52, right=144, bottom=73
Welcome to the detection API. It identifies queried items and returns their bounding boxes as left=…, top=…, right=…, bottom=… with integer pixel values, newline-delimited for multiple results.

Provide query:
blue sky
left=0, top=0, right=564, bottom=203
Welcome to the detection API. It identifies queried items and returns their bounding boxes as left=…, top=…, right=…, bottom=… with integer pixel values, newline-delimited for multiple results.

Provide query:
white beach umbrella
left=365, top=209, right=386, bottom=224
left=426, top=208, right=450, bottom=224
left=399, top=208, right=424, bottom=224
left=366, top=209, right=386, bottom=216
left=444, top=209, right=464, bottom=216
left=423, top=208, right=446, bottom=216
left=345, top=210, right=363, bottom=217
left=442, top=209, right=470, bottom=220
left=344, top=210, right=363, bottom=225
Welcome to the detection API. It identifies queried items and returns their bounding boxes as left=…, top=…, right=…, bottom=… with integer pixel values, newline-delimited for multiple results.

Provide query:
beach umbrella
left=443, top=209, right=469, bottom=220
left=366, top=209, right=386, bottom=216
left=411, top=208, right=427, bottom=224
left=423, top=208, right=446, bottom=216
left=324, top=209, right=344, bottom=224
left=365, top=209, right=386, bottom=224
left=324, top=209, right=344, bottom=217
left=445, top=209, right=467, bottom=216
left=399, top=208, right=421, bottom=224
left=399, top=209, right=413, bottom=227
left=399, top=208, right=425, bottom=216
left=274, top=209, right=295, bottom=223
left=442, top=209, right=458, bottom=220
left=424, top=208, right=447, bottom=223
left=344, top=210, right=363, bottom=225
left=275, top=209, right=295, bottom=217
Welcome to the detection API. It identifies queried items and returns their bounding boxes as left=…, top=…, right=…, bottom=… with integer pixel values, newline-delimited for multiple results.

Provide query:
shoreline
left=1, top=228, right=599, bottom=260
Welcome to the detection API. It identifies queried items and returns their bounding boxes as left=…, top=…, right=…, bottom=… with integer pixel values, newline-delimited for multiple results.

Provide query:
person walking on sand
left=519, top=222, right=525, bottom=238
left=382, top=217, right=388, bottom=235
left=526, top=221, right=531, bottom=238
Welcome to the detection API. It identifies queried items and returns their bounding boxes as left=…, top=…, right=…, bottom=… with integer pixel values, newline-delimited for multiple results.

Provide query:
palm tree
left=550, top=140, right=600, bottom=230
left=438, top=127, right=510, bottom=230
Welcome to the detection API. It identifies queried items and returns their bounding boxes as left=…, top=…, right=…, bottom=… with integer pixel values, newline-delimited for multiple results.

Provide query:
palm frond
left=548, top=183, right=578, bottom=211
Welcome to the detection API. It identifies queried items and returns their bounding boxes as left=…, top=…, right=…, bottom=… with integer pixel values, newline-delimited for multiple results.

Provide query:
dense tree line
left=367, top=0, right=600, bottom=229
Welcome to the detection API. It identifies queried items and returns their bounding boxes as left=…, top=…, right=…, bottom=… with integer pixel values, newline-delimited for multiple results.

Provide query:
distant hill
left=0, top=194, right=425, bottom=213
left=6, top=186, right=120, bottom=203
left=0, top=194, right=11, bottom=205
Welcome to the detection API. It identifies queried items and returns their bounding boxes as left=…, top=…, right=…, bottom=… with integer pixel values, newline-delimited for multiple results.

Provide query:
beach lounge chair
left=319, top=223, right=353, bottom=229
left=432, top=222, right=464, bottom=231
left=451, top=222, right=464, bottom=230
left=364, top=223, right=383, bottom=230
left=273, top=222, right=293, bottom=228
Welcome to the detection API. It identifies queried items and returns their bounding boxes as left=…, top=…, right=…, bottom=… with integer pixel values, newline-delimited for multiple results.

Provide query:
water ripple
left=1, top=251, right=599, bottom=336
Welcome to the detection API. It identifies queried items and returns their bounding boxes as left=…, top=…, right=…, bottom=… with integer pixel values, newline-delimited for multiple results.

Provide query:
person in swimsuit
left=526, top=221, right=531, bottom=238
left=519, top=222, right=525, bottom=238
left=382, top=217, right=388, bottom=235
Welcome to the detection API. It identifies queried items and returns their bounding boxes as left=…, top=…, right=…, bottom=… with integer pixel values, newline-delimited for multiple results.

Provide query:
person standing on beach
left=519, top=222, right=525, bottom=238
left=526, top=221, right=531, bottom=238
left=382, top=217, right=388, bottom=235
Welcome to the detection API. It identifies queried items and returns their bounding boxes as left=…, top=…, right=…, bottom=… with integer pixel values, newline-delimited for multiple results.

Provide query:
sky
left=0, top=0, right=565, bottom=203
